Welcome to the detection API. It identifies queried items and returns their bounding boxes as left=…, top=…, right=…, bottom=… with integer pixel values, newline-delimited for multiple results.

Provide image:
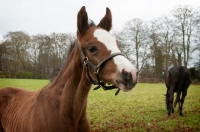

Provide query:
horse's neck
left=49, top=45, right=92, bottom=122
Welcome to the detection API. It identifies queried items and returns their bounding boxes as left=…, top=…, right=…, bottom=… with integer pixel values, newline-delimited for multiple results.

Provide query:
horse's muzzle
left=115, top=69, right=137, bottom=91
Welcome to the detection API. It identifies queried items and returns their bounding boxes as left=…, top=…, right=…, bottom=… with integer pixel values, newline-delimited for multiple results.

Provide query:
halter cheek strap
left=77, top=41, right=125, bottom=95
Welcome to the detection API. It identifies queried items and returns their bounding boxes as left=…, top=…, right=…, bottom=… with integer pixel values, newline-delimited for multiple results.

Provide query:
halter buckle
left=83, top=57, right=88, bottom=65
left=94, top=67, right=100, bottom=75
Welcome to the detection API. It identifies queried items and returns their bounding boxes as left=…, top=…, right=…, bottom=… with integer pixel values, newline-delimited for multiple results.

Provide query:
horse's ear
left=77, top=6, right=89, bottom=35
left=97, top=7, right=112, bottom=31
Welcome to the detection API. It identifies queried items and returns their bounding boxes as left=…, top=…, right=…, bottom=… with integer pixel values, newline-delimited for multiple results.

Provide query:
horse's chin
left=117, top=83, right=135, bottom=92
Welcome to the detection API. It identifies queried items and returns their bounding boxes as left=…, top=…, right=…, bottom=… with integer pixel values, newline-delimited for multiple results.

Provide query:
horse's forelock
left=88, top=19, right=96, bottom=27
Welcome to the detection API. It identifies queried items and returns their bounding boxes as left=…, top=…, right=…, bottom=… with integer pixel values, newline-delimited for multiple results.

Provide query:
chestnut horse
left=165, top=66, right=191, bottom=116
left=0, top=6, right=137, bottom=132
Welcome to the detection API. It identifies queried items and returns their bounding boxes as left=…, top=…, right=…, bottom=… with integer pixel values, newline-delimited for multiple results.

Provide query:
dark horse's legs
left=178, top=78, right=190, bottom=116
left=167, top=86, right=175, bottom=116
left=179, top=89, right=187, bottom=116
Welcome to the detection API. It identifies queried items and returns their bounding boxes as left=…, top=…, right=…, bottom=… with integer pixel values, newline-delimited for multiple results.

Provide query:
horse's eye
left=87, top=46, right=97, bottom=53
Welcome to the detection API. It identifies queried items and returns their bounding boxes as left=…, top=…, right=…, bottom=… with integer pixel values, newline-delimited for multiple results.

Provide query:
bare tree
left=112, top=30, right=133, bottom=61
left=121, top=18, right=149, bottom=72
left=0, top=42, right=7, bottom=71
left=49, top=33, right=75, bottom=75
left=2, top=31, right=31, bottom=73
left=30, top=33, right=75, bottom=78
left=171, top=5, right=200, bottom=66
left=151, top=16, right=180, bottom=74
left=148, top=23, right=164, bottom=79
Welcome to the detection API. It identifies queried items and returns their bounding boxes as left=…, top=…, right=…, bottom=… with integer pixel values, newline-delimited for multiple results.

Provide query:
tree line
left=0, top=5, right=200, bottom=81
left=114, top=5, right=200, bottom=81
left=0, top=32, right=75, bottom=78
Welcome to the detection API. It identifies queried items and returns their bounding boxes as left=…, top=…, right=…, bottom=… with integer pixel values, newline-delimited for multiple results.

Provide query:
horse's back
left=182, top=66, right=191, bottom=89
left=0, top=87, right=66, bottom=132
left=166, top=66, right=191, bottom=91
left=0, top=87, right=31, bottom=110
left=0, top=87, right=35, bottom=107
left=0, top=87, right=35, bottom=132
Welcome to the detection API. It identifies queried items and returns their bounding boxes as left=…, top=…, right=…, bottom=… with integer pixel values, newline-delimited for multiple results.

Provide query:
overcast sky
left=0, top=0, right=200, bottom=41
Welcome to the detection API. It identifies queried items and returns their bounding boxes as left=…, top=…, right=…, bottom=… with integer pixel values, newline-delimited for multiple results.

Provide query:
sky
left=0, top=0, right=200, bottom=41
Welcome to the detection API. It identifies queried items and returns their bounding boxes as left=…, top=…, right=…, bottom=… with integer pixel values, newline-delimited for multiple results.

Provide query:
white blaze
left=94, top=29, right=137, bottom=75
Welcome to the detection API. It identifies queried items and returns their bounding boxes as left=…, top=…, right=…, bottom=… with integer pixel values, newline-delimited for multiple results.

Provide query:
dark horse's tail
left=174, top=66, right=185, bottom=108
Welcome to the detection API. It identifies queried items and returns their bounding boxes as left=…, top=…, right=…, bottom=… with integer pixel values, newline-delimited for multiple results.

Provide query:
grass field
left=0, top=79, right=200, bottom=131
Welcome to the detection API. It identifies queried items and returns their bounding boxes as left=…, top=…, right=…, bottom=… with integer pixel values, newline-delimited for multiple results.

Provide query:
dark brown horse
left=0, top=6, right=138, bottom=132
left=165, top=66, right=191, bottom=116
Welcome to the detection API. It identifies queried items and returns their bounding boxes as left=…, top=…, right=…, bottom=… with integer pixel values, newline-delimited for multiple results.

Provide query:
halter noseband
left=77, top=41, right=125, bottom=95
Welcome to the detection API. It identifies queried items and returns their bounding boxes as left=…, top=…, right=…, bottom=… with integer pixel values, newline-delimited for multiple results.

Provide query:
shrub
left=32, top=72, right=46, bottom=79
left=0, top=71, right=11, bottom=78
left=0, top=71, right=11, bottom=76
left=16, top=72, right=33, bottom=79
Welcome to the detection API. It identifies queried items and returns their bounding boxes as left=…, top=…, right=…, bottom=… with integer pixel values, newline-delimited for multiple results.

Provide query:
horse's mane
left=66, top=40, right=76, bottom=57
left=50, top=19, right=95, bottom=82
left=50, top=40, right=75, bottom=82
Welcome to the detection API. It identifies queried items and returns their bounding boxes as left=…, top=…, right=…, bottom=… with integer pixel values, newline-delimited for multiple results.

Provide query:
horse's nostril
left=122, top=70, right=132, bottom=81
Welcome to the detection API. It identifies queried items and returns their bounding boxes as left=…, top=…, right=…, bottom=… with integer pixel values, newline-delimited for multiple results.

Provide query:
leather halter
left=77, top=41, right=125, bottom=95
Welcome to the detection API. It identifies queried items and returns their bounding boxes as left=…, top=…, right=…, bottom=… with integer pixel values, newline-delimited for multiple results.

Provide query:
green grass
left=0, top=78, right=50, bottom=91
left=88, top=84, right=200, bottom=132
left=0, top=79, right=200, bottom=131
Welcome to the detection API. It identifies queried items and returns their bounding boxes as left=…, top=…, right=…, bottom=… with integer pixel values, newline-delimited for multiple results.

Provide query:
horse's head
left=76, top=6, right=137, bottom=92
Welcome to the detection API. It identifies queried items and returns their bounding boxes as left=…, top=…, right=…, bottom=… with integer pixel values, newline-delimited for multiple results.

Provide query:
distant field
left=0, top=79, right=200, bottom=131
